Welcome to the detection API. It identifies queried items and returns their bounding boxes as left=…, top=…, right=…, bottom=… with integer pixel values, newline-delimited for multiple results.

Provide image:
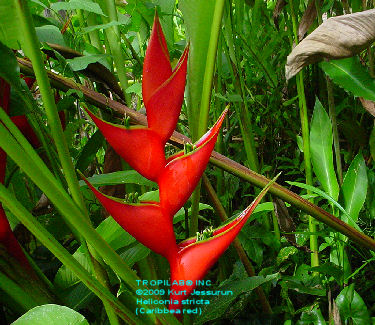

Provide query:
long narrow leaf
left=310, top=98, right=339, bottom=200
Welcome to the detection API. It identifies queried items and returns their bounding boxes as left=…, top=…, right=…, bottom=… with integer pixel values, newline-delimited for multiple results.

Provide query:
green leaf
left=277, top=246, right=298, bottom=264
left=79, top=170, right=157, bottom=188
left=370, top=126, right=375, bottom=161
left=51, top=0, right=105, bottom=15
left=35, top=25, right=66, bottom=46
left=297, top=307, right=326, bottom=325
left=0, top=0, right=22, bottom=49
left=75, top=130, right=104, bottom=172
left=0, top=42, right=38, bottom=114
left=310, top=98, right=339, bottom=200
left=336, top=284, right=371, bottom=325
left=125, top=82, right=142, bottom=96
left=120, top=244, right=150, bottom=267
left=12, top=304, right=89, bottom=325
left=179, top=0, right=215, bottom=129
left=196, top=274, right=279, bottom=324
left=82, top=20, right=125, bottom=34
left=286, top=181, right=361, bottom=231
left=67, top=54, right=109, bottom=71
left=309, top=262, right=343, bottom=284
left=340, top=153, right=368, bottom=225
left=320, top=57, right=375, bottom=101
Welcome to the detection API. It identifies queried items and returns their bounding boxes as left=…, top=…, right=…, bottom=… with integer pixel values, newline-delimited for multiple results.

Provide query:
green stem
left=0, top=184, right=141, bottom=324
left=76, top=9, right=90, bottom=43
left=103, top=0, right=131, bottom=105
left=87, top=13, right=103, bottom=52
left=190, top=0, right=225, bottom=236
left=15, top=0, right=88, bottom=220
left=0, top=270, right=37, bottom=311
left=289, top=0, right=319, bottom=268
left=197, top=0, right=225, bottom=137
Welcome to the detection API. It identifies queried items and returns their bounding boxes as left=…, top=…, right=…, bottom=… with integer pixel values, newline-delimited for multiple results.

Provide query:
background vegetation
left=0, top=0, right=375, bottom=324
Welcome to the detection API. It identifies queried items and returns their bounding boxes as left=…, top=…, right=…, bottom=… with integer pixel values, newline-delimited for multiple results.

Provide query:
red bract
left=168, top=179, right=276, bottom=310
left=146, top=46, right=189, bottom=144
left=159, top=109, right=228, bottom=216
left=82, top=176, right=178, bottom=259
left=85, top=109, right=166, bottom=182
left=0, top=77, right=32, bottom=270
left=142, top=13, right=172, bottom=106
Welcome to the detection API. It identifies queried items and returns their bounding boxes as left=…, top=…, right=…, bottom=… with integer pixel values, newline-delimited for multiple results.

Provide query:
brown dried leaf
left=273, top=0, right=286, bottom=30
left=359, top=97, right=375, bottom=117
left=298, top=0, right=320, bottom=41
left=286, top=9, right=375, bottom=80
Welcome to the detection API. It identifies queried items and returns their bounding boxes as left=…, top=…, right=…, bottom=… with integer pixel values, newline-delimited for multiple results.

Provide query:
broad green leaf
left=12, top=304, right=89, bottom=325
left=54, top=252, right=92, bottom=289
left=79, top=170, right=157, bottom=188
left=0, top=42, right=38, bottom=114
left=309, top=262, right=343, bottom=284
left=286, top=181, right=362, bottom=231
left=370, top=126, right=375, bottom=161
left=297, top=307, right=326, bottom=325
left=277, top=246, right=298, bottom=264
left=82, top=21, right=126, bottom=34
left=310, top=98, right=339, bottom=200
left=367, top=170, right=375, bottom=220
left=36, top=25, right=66, bottom=46
left=320, top=57, right=375, bottom=101
left=179, top=0, right=215, bottom=134
left=51, top=0, right=105, bottom=15
left=75, top=130, right=105, bottom=172
left=153, top=0, right=175, bottom=49
left=120, top=244, right=150, bottom=267
left=196, top=274, right=279, bottom=324
left=0, top=0, right=22, bottom=49
left=330, top=245, right=351, bottom=284
left=340, top=153, right=368, bottom=225
left=67, top=54, right=109, bottom=71
left=336, top=284, right=371, bottom=325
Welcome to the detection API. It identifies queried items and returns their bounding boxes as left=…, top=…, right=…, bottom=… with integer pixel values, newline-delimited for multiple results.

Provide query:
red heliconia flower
left=142, top=13, right=172, bottom=106
left=85, top=109, right=166, bottom=182
left=0, top=78, right=32, bottom=271
left=86, top=15, right=188, bottom=180
left=145, top=46, right=189, bottom=144
left=82, top=175, right=178, bottom=259
left=142, top=14, right=189, bottom=144
left=168, top=177, right=277, bottom=311
left=159, top=109, right=228, bottom=216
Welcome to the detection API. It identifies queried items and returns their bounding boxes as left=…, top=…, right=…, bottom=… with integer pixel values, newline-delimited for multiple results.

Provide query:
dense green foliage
left=0, top=0, right=375, bottom=324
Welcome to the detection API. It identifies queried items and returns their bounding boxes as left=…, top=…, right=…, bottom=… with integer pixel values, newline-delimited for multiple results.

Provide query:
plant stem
left=202, top=174, right=272, bottom=314
left=0, top=184, right=141, bottom=324
left=289, top=0, right=319, bottom=268
left=87, top=13, right=103, bottom=52
left=103, top=0, right=131, bottom=105
left=0, top=270, right=37, bottom=311
left=15, top=0, right=88, bottom=222
left=190, top=0, right=225, bottom=237
left=197, top=0, right=225, bottom=137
